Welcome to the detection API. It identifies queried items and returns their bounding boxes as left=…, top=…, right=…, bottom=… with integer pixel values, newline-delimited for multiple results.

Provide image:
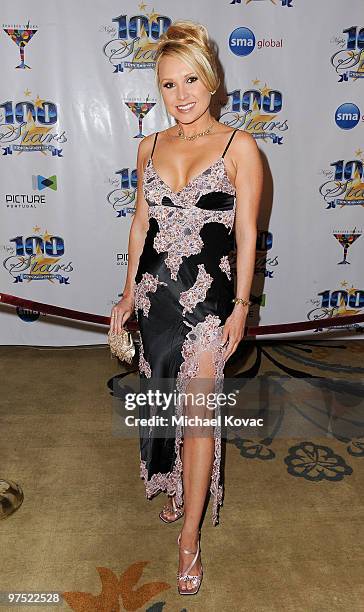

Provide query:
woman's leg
left=178, top=350, right=217, bottom=592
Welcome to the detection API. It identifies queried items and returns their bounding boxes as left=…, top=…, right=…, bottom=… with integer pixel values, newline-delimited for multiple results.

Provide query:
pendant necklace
left=177, top=121, right=214, bottom=141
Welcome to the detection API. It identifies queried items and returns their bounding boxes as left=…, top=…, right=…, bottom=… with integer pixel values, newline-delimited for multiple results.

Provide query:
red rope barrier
left=1, top=292, right=363, bottom=337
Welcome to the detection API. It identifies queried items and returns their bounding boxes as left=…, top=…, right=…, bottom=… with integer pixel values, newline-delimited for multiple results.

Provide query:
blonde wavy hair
left=154, top=20, right=220, bottom=95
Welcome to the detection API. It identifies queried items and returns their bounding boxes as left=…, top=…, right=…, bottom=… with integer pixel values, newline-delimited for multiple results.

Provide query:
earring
left=210, top=90, right=216, bottom=95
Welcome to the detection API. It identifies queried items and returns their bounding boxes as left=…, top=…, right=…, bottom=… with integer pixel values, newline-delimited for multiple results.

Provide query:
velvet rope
left=1, top=292, right=363, bottom=337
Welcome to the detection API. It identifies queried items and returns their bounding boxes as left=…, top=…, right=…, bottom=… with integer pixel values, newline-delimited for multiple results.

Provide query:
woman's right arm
left=109, top=134, right=154, bottom=334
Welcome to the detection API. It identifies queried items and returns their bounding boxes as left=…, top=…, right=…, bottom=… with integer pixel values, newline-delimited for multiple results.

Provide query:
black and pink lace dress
left=134, top=128, right=238, bottom=525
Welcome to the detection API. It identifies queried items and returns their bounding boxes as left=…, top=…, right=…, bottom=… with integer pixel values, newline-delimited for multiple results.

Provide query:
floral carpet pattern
left=224, top=339, right=364, bottom=483
left=62, top=562, right=171, bottom=612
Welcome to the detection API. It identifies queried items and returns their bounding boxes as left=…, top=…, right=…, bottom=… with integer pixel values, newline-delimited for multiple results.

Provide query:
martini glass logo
left=125, top=98, right=156, bottom=138
left=333, top=227, right=362, bottom=264
left=3, top=20, right=37, bottom=69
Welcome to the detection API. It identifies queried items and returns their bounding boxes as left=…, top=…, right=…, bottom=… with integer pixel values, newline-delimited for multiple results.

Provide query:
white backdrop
left=0, top=0, right=363, bottom=346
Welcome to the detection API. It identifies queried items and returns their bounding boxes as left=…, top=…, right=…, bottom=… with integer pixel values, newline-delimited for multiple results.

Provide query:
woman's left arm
left=221, top=131, right=263, bottom=361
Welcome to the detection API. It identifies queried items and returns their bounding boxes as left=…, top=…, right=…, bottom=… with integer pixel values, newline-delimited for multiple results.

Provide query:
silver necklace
left=177, top=121, right=214, bottom=141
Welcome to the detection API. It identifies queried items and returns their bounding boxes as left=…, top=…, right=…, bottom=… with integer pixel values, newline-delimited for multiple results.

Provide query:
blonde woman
left=110, top=20, right=262, bottom=595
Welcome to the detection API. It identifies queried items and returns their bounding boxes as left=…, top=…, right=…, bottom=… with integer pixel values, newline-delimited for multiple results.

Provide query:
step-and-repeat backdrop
left=0, top=0, right=363, bottom=345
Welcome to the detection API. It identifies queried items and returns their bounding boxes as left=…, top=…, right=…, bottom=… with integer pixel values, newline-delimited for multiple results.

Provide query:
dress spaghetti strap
left=222, top=129, right=238, bottom=158
left=150, top=132, right=159, bottom=159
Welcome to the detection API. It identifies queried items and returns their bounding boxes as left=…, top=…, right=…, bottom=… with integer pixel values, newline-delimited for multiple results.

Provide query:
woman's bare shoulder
left=231, top=130, right=263, bottom=198
left=231, top=130, right=260, bottom=166
left=139, top=131, right=157, bottom=155
left=233, top=128, right=257, bottom=149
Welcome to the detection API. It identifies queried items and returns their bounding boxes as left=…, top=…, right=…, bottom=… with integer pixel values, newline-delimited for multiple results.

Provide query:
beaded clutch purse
left=107, top=328, right=135, bottom=363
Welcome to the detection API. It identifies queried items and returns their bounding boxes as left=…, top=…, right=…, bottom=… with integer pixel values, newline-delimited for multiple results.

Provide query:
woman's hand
left=220, top=306, right=248, bottom=362
left=110, top=294, right=135, bottom=334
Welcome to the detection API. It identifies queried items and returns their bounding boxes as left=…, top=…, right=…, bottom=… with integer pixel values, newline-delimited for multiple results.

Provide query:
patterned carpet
left=0, top=340, right=363, bottom=611
left=224, top=339, right=364, bottom=480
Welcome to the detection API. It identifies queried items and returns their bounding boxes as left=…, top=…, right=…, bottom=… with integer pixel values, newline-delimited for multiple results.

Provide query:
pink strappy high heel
left=177, top=532, right=203, bottom=595
left=159, top=495, right=184, bottom=523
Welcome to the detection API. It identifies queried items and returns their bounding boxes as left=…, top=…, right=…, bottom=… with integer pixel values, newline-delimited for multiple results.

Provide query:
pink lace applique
left=175, top=314, right=225, bottom=525
left=177, top=314, right=225, bottom=393
left=149, top=206, right=235, bottom=281
left=138, top=335, right=151, bottom=378
left=134, top=272, right=167, bottom=317
left=219, top=255, right=231, bottom=280
left=179, top=263, right=213, bottom=316
left=140, top=451, right=183, bottom=509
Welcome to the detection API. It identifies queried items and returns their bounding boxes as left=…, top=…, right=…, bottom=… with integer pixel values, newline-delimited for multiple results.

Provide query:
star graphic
left=347, top=284, right=361, bottom=297
left=357, top=49, right=364, bottom=74
left=20, top=110, right=52, bottom=151
left=35, top=240, right=43, bottom=256
left=130, top=23, right=156, bottom=67
left=24, top=88, right=31, bottom=96
left=139, top=1, right=147, bottom=10
left=43, top=230, right=52, bottom=242
left=355, top=148, right=363, bottom=157
left=260, top=84, right=271, bottom=97
left=343, top=167, right=364, bottom=205
left=247, top=98, right=277, bottom=137
left=33, top=225, right=41, bottom=233
left=334, top=283, right=362, bottom=315
left=32, top=256, right=61, bottom=277
left=252, top=78, right=261, bottom=86
left=148, top=9, right=160, bottom=25
left=34, top=95, right=46, bottom=108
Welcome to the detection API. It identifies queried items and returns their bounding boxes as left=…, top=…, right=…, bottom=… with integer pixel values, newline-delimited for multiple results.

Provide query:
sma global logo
left=229, top=27, right=255, bottom=56
left=335, top=103, right=361, bottom=130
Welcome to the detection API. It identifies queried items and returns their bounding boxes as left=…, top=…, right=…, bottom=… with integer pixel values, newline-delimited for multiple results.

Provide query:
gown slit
left=135, top=128, right=238, bottom=525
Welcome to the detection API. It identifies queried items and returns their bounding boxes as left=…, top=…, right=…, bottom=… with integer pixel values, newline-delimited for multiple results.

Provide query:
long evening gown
left=134, top=128, right=238, bottom=525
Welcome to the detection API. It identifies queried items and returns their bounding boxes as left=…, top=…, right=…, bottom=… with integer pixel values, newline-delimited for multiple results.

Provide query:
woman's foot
left=159, top=494, right=184, bottom=523
left=177, top=529, right=203, bottom=595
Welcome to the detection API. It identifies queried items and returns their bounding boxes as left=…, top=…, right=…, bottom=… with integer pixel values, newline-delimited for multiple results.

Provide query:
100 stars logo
left=101, top=3, right=172, bottom=73
left=1, top=89, right=68, bottom=157
left=319, top=148, right=364, bottom=210
left=219, top=79, right=288, bottom=144
left=330, top=25, right=364, bottom=83
left=3, top=226, right=74, bottom=284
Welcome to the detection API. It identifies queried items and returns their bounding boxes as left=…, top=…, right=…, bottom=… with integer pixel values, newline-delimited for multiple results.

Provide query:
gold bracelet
left=232, top=297, right=252, bottom=307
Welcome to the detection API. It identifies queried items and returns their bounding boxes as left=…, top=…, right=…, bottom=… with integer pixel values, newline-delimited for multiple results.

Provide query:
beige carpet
left=0, top=341, right=363, bottom=611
